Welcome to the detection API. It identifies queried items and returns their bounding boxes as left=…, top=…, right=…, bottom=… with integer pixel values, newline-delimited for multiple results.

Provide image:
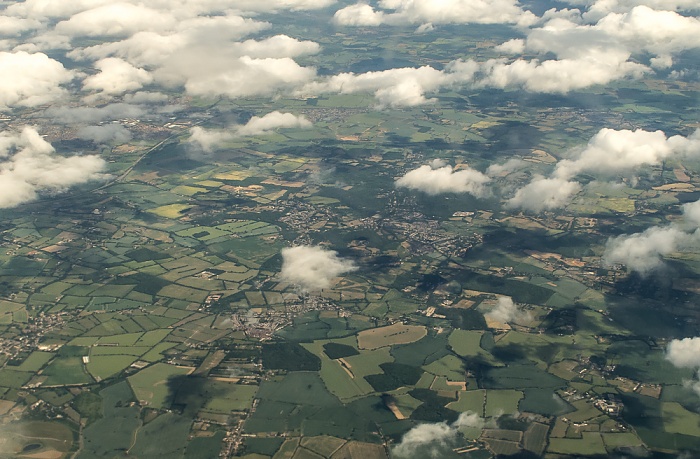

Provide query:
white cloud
left=76, top=125, right=132, bottom=144
left=583, top=0, right=700, bottom=20
left=333, top=3, right=385, bottom=26
left=507, top=176, right=581, bottom=212
left=479, top=51, right=648, bottom=94
left=154, top=50, right=317, bottom=99
left=603, top=226, right=699, bottom=274
left=0, top=51, right=73, bottom=110
left=395, top=163, right=491, bottom=197
left=667, top=337, right=700, bottom=397
left=0, top=16, right=42, bottom=36
left=237, top=111, right=312, bottom=136
left=392, top=422, right=456, bottom=458
left=122, top=91, right=169, bottom=104
left=54, top=3, right=176, bottom=38
left=393, top=411, right=495, bottom=458
left=0, top=127, right=107, bottom=208
left=188, top=112, right=312, bottom=152
left=82, top=58, right=152, bottom=97
left=554, top=128, right=700, bottom=179
left=484, top=297, right=532, bottom=324
left=603, top=198, right=700, bottom=274
left=508, top=128, right=700, bottom=212
left=299, top=62, right=478, bottom=108
left=486, top=158, right=526, bottom=176
left=280, top=246, right=356, bottom=291
left=4, top=0, right=114, bottom=20
left=334, top=0, right=536, bottom=27
left=667, top=337, right=700, bottom=369
left=520, top=6, right=700, bottom=70
left=43, top=103, right=146, bottom=124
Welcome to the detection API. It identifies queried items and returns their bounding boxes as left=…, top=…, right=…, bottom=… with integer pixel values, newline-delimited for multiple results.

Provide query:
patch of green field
left=0, top=300, right=24, bottom=314
left=246, top=290, right=266, bottom=306
left=158, top=284, right=209, bottom=303
left=201, top=380, right=258, bottom=413
left=358, top=323, right=427, bottom=350
left=306, top=196, right=341, bottom=205
left=263, top=342, right=322, bottom=371
left=78, top=381, right=140, bottom=458
left=97, top=332, right=144, bottom=346
left=302, top=341, right=373, bottom=402
left=130, top=412, right=191, bottom=458
left=523, top=422, right=549, bottom=455
left=391, top=331, right=451, bottom=366
left=41, top=281, right=73, bottom=295
left=447, top=389, right=485, bottom=414
left=0, top=421, right=73, bottom=457
left=148, top=204, right=192, bottom=219
left=343, top=347, right=393, bottom=380
left=43, top=357, right=94, bottom=386
left=662, top=402, right=700, bottom=436
left=566, top=399, right=603, bottom=423
left=185, top=431, right=226, bottom=459
left=176, top=226, right=229, bottom=241
left=141, top=342, right=178, bottom=362
left=245, top=437, right=286, bottom=456
left=134, top=328, right=171, bottom=346
left=273, top=438, right=300, bottom=459
left=423, top=355, right=465, bottom=381
left=300, top=436, right=346, bottom=457
left=14, top=351, right=54, bottom=372
left=601, top=432, right=644, bottom=449
left=484, top=390, right=523, bottom=417
left=128, top=363, right=193, bottom=409
left=547, top=432, right=606, bottom=455
left=172, top=185, right=207, bottom=196
left=0, top=369, right=32, bottom=388
left=482, top=363, right=567, bottom=390
left=519, top=389, right=573, bottom=416
left=87, top=355, right=138, bottom=380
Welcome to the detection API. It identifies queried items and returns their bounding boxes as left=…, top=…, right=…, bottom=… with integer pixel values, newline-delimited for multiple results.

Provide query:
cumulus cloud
left=236, top=111, right=312, bottom=136
left=82, top=57, right=152, bottom=97
left=582, top=0, right=700, bottom=20
left=395, top=163, right=491, bottom=197
left=554, top=128, right=700, bottom=180
left=54, top=3, right=176, bottom=38
left=0, top=51, right=73, bottom=110
left=515, top=5, right=700, bottom=74
left=478, top=51, right=648, bottom=93
left=188, top=112, right=312, bottom=152
left=507, top=176, right=581, bottom=212
left=299, top=64, right=468, bottom=108
left=603, top=225, right=699, bottom=274
left=63, top=10, right=318, bottom=100
left=299, top=51, right=644, bottom=106
left=603, top=200, right=700, bottom=274
left=393, top=411, right=495, bottom=458
left=666, top=337, right=700, bottom=397
left=508, top=128, right=700, bottom=212
left=279, top=246, right=356, bottom=291
left=486, top=158, right=526, bottom=176
left=392, top=422, right=456, bottom=458
left=43, top=103, right=146, bottom=124
left=0, top=127, right=107, bottom=208
left=667, top=337, right=700, bottom=369
left=0, top=16, right=42, bottom=36
left=76, top=124, right=132, bottom=144
left=484, top=297, right=532, bottom=324
left=67, top=15, right=271, bottom=66
left=334, top=0, right=536, bottom=28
